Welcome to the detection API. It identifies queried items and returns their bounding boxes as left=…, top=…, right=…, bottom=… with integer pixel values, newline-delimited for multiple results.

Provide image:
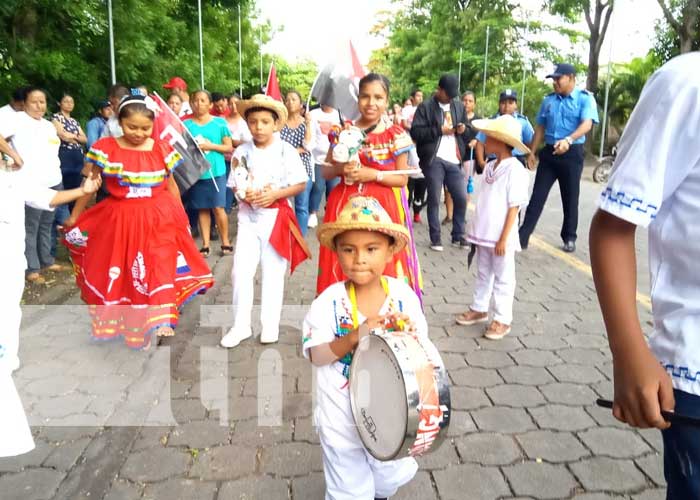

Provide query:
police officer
left=475, top=88, right=533, bottom=170
left=519, top=63, right=599, bottom=253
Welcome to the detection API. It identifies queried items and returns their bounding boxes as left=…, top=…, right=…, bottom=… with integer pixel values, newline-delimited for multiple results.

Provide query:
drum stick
left=596, top=398, right=700, bottom=428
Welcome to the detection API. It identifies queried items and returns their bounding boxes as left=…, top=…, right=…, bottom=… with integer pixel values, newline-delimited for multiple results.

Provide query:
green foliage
left=0, top=0, right=318, bottom=124
left=652, top=0, right=700, bottom=62
left=370, top=0, right=574, bottom=109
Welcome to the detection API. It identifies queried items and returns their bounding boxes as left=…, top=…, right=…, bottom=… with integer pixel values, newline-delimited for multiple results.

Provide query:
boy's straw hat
left=472, top=114, right=531, bottom=154
left=317, top=196, right=410, bottom=252
left=236, top=94, right=288, bottom=131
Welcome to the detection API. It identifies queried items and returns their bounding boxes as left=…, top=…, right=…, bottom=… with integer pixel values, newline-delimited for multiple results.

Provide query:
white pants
left=231, top=208, right=287, bottom=338
left=471, top=246, right=516, bottom=325
left=320, top=436, right=418, bottom=500
left=0, top=259, right=35, bottom=457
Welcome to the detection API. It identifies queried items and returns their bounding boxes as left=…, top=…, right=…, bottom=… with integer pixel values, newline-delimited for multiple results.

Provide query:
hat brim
left=472, top=119, right=531, bottom=154
left=316, top=223, right=410, bottom=253
left=545, top=72, right=563, bottom=79
left=236, top=96, right=288, bottom=132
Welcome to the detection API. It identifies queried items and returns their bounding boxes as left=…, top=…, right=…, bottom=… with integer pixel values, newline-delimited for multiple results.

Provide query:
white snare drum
left=349, top=330, right=451, bottom=461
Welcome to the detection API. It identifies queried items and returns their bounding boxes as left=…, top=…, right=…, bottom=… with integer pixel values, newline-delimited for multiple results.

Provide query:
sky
left=255, top=0, right=664, bottom=69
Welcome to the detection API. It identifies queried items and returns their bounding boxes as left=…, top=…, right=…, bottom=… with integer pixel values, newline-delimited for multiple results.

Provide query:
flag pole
left=198, top=0, right=205, bottom=88
left=520, top=17, right=530, bottom=115
left=482, top=26, right=490, bottom=99
left=458, top=47, right=463, bottom=92
left=238, top=4, right=243, bottom=97
left=259, top=26, right=263, bottom=90
left=108, top=0, right=116, bottom=84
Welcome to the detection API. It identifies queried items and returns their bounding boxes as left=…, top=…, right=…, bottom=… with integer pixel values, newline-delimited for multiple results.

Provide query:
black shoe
left=451, top=238, right=470, bottom=249
left=191, top=226, right=200, bottom=238
left=562, top=240, right=576, bottom=253
left=519, top=232, right=528, bottom=250
left=210, top=228, right=220, bottom=241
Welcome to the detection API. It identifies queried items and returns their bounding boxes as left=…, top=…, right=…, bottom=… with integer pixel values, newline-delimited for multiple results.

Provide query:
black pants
left=519, top=144, right=584, bottom=246
left=408, top=177, right=427, bottom=214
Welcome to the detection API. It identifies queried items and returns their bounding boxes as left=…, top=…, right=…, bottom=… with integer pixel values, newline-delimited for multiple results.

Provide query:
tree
left=655, top=0, right=700, bottom=55
left=548, top=0, right=615, bottom=95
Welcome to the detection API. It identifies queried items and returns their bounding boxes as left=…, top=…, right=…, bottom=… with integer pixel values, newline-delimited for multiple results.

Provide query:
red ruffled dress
left=316, top=124, right=423, bottom=298
left=63, top=137, right=214, bottom=349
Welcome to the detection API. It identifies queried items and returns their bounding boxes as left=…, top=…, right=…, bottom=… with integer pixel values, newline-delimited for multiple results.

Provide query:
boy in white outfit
left=0, top=136, right=101, bottom=456
left=303, top=196, right=425, bottom=500
left=221, top=95, right=309, bottom=348
left=455, top=114, right=530, bottom=339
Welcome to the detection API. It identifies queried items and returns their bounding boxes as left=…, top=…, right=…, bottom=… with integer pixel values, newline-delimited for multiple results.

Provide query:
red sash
left=268, top=200, right=311, bottom=274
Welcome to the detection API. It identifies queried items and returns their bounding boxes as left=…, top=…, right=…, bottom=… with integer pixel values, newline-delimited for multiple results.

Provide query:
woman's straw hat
left=317, top=196, right=410, bottom=252
left=471, top=114, right=531, bottom=154
left=236, top=94, right=288, bottom=131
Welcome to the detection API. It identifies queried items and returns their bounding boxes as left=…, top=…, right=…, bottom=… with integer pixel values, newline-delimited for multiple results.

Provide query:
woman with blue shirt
left=184, top=90, right=233, bottom=256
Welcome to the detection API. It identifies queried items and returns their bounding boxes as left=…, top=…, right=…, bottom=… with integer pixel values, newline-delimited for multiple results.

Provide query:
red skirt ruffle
left=63, top=190, right=214, bottom=349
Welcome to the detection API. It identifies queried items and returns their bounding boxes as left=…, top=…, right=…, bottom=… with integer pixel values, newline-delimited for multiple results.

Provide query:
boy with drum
left=455, top=115, right=530, bottom=339
left=302, top=196, right=427, bottom=500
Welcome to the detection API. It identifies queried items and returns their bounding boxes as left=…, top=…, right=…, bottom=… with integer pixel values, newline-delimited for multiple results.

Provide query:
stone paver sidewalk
left=0, top=179, right=665, bottom=499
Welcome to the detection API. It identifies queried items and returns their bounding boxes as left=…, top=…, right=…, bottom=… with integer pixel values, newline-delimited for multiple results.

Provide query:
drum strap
left=347, top=277, right=391, bottom=328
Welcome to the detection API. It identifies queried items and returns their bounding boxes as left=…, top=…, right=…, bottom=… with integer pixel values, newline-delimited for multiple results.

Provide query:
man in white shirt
left=590, top=52, right=700, bottom=499
left=308, top=104, right=343, bottom=228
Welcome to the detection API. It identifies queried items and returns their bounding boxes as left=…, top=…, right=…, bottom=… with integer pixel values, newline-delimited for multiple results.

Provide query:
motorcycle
left=592, top=146, right=617, bottom=184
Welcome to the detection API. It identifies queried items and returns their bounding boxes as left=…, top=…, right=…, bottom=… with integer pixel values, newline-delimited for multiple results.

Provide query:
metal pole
left=198, top=0, right=204, bottom=88
left=259, top=27, right=263, bottom=89
left=458, top=47, right=463, bottom=92
left=482, top=26, right=490, bottom=99
left=238, top=4, right=243, bottom=96
left=599, top=15, right=615, bottom=159
left=520, top=17, right=530, bottom=114
left=108, top=0, right=116, bottom=84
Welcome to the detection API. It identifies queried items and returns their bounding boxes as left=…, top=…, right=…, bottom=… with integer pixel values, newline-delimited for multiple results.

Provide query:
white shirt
left=226, top=116, right=252, bottom=144
left=101, top=115, right=123, bottom=139
left=0, top=170, right=55, bottom=267
left=435, top=102, right=459, bottom=164
left=179, top=101, right=192, bottom=117
left=0, top=112, right=61, bottom=188
left=229, top=137, right=308, bottom=221
left=597, top=52, right=700, bottom=397
left=310, top=107, right=342, bottom=164
left=302, top=277, right=428, bottom=449
left=467, top=157, right=529, bottom=250
left=401, top=104, right=416, bottom=128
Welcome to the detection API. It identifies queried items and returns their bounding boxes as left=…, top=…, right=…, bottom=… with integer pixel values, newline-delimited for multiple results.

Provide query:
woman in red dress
left=316, top=73, right=422, bottom=299
left=64, top=94, right=214, bottom=349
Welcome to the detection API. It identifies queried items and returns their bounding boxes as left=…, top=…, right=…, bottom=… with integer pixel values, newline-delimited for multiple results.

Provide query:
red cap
left=163, top=76, right=187, bottom=90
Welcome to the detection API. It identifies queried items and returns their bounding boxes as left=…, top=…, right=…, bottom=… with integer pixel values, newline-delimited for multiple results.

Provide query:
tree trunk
left=587, top=31, right=600, bottom=94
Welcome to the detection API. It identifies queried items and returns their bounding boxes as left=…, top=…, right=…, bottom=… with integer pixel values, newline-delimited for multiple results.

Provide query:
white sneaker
left=260, top=330, right=279, bottom=344
left=430, top=243, right=444, bottom=252
left=308, top=213, right=318, bottom=228
left=220, top=326, right=252, bottom=348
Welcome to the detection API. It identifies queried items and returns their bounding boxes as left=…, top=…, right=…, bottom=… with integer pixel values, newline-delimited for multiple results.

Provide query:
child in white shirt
left=303, top=196, right=426, bottom=500
left=220, top=95, right=308, bottom=348
left=455, top=114, right=530, bottom=339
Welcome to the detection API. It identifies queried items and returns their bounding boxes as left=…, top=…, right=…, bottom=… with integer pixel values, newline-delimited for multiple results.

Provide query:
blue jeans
left=294, top=179, right=313, bottom=236
left=425, top=158, right=467, bottom=244
left=309, top=163, right=340, bottom=214
left=662, top=389, right=700, bottom=499
left=25, top=204, right=56, bottom=273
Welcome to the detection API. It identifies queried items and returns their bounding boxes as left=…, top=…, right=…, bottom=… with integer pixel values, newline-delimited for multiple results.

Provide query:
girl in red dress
left=64, top=94, right=214, bottom=349
left=316, top=73, right=422, bottom=299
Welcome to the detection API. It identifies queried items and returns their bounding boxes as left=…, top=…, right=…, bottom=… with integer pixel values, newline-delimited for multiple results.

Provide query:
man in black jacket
left=410, top=74, right=470, bottom=251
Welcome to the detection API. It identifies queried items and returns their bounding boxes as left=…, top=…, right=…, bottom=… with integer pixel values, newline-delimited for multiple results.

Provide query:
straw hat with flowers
left=317, top=196, right=410, bottom=252
left=471, top=114, right=531, bottom=154
left=236, top=94, right=288, bottom=132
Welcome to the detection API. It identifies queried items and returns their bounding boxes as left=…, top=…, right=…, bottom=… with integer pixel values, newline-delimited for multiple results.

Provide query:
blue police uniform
left=519, top=86, right=599, bottom=249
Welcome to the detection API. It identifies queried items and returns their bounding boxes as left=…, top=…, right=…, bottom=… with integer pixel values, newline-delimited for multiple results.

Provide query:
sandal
left=26, top=272, right=46, bottom=285
left=220, top=245, right=233, bottom=256
left=45, top=263, right=68, bottom=272
left=199, top=246, right=210, bottom=256
left=154, top=326, right=175, bottom=337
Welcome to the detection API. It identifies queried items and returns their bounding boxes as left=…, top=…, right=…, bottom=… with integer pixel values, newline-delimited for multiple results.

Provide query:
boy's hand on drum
left=383, top=312, right=416, bottom=333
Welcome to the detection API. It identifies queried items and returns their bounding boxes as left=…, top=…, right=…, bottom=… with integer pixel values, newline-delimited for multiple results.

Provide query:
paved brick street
left=0, top=173, right=665, bottom=500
